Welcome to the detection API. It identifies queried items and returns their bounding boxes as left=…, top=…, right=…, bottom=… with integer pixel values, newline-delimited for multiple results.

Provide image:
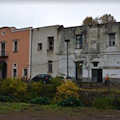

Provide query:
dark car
left=31, top=74, right=51, bottom=83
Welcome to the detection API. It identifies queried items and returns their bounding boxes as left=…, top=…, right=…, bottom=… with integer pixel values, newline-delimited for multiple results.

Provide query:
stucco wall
left=31, top=25, right=60, bottom=78
left=0, top=27, right=31, bottom=79
left=58, top=22, right=120, bottom=82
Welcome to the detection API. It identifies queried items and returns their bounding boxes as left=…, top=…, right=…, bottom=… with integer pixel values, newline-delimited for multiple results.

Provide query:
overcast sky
left=0, top=1, right=120, bottom=29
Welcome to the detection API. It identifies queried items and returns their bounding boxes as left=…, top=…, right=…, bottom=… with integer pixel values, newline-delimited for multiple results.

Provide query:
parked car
left=31, top=74, right=51, bottom=83
left=59, top=75, right=72, bottom=80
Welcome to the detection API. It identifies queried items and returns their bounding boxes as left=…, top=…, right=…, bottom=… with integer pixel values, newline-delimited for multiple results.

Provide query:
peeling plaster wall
left=31, top=26, right=60, bottom=78
left=58, top=22, right=120, bottom=82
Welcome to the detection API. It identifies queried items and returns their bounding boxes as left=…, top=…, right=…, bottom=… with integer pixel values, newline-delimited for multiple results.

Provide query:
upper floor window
left=1, top=30, right=6, bottom=36
left=76, top=35, right=83, bottom=49
left=48, top=37, right=54, bottom=50
left=13, top=40, right=18, bottom=52
left=0, top=42, right=6, bottom=56
left=109, top=33, right=115, bottom=46
left=37, top=43, right=42, bottom=50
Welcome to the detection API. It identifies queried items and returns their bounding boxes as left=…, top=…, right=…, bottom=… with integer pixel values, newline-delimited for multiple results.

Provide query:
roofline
left=33, top=25, right=62, bottom=30
left=0, top=26, right=33, bottom=32
left=64, top=21, right=120, bottom=29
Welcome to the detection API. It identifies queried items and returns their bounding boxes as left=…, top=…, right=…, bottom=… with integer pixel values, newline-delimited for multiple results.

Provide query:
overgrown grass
left=0, top=102, right=29, bottom=113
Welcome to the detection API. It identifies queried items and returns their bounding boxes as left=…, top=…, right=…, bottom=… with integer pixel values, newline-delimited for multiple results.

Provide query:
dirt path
left=0, top=107, right=120, bottom=120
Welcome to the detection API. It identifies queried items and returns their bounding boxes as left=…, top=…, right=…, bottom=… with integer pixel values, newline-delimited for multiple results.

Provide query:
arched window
left=12, top=63, right=17, bottom=78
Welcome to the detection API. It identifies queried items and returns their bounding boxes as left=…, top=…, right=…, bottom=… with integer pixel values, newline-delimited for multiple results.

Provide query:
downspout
left=29, top=28, right=33, bottom=81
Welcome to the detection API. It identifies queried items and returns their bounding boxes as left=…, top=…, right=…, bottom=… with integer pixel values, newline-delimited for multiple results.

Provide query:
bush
left=0, top=94, right=13, bottom=102
left=54, top=81, right=80, bottom=103
left=0, top=78, right=27, bottom=101
left=114, top=95, right=120, bottom=110
left=92, top=96, right=115, bottom=109
left=50, top=76, right=63, bottom=88
left=58, top=96, right=83, bottom=107
left=29, top=97, right=50, bottom=105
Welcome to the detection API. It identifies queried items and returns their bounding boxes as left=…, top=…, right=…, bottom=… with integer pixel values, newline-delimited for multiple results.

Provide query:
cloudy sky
left=0, top=0, right=120, bottom=29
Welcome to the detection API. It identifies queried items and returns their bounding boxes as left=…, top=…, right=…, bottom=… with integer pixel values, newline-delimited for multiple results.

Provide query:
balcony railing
left=0, top=51, right=9, bottom=58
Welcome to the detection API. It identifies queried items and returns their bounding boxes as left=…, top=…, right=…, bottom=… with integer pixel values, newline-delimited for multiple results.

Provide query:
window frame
left=13, top=39, right=19, bottom=52
left=48, top=60, right=52, bottom=73
left=22, top=68, right=28, bottom=77
left=108, top=33, right=116, bottom=47
left=37, top=43, right=42, bottom=50
left=12, top=63, right=18, bottom=78
left=48, top=37, right=54, bottom=50
left=75, top=35, right=83, bottom=49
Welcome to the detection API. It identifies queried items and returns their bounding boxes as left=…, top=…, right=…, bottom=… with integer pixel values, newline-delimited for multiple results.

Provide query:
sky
left=0, top=0, right=120, bottom=29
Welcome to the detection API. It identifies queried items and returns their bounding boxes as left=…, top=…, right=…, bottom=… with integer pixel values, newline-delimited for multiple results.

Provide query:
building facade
left=0, top=27, right=32, bottom=80
left=31, top=25, right=63, bottom=79
left=58, top=22, right=120, bottom=83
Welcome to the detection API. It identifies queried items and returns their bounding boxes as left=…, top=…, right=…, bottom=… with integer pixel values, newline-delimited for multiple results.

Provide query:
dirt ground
left=0, top=106, right=120, bottom=120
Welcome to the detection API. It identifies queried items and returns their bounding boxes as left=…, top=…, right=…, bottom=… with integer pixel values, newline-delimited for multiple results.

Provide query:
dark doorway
left=0, top=60, right=7, bottom=79
left=75, top=62, right=82, bottom=81
left=92, top=69, right=102, bottom=83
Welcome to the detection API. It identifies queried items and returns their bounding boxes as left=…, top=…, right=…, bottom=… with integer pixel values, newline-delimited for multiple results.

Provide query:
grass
left=0, top=102, right=120, bottom=118
left=80, top=88, right=120, bottom=93
left=0, top=102, right=29, bottom=113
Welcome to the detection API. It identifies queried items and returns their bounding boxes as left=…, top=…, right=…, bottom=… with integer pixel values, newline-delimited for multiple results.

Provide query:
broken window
left=38, top=43, right=42, bottom=50
left=48, top=37, right=54, bottom=50
left=76, top=35, right=83, bottom=49
left=48, top=61, right=52, bottom=72
left=109, top=33, right=115, bottom=46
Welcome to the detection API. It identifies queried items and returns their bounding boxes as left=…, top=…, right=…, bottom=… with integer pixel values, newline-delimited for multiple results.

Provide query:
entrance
left=75, top=62, right=83, bottom=81
left=92, top=69, right=102, bottom=83
left=0, top=60, right=7, bottom=79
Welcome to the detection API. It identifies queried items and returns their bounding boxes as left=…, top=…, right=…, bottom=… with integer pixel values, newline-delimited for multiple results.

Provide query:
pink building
left=0, top=27, right=32, bottom=80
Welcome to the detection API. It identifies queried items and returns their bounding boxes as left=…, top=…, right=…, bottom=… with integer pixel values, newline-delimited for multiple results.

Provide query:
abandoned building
left=58, top=22, right=120, bottom=83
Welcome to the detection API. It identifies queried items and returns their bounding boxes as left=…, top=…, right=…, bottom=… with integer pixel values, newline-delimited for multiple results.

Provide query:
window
left=76, top=35, right=83, bottom=49
left=38, top=43, right=42, bottom=50
left=109, top=33, right=115, bottom=46
left=93, top=62, right=99, bottom=67
left=1, top=42, right=6, bottom=56
left=48, top=61, right=52, bottom=72
left=23, top=68, right=28, bottom=77
left=13, top=40, right=18, bottom=52
left=12, top=63, right=17, bottom=78
left=1, top=30, right=6, bottom=35
left=48, top=37, right=54, bottom=50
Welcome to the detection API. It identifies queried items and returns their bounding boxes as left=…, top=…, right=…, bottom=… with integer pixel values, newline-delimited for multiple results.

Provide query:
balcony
left=0, top=51, right=9, bottom=58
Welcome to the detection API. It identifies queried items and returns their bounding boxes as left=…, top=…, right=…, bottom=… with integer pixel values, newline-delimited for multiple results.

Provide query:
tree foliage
left=82, top=14, right=116, bottom=25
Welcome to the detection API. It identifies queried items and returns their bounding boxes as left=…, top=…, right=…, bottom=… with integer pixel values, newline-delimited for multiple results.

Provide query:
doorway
left=0, top=60, right=7, bottom=79
left=75, top=62, right=83, bottom=81
left=92, top=69, right=102, bottom=83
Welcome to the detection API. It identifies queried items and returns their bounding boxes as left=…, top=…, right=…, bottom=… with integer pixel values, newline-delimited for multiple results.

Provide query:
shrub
left=54, top=81, right=80, bottom=103
left=0, top=94, right=13, bottom=102
left=58, top=96, right=83, bottom=107
left=0, top=78, right=27, bottom=101
left=29, top=97, right=50, bottom=105
left=50, top=76, right=63, bottom=88
left=114, top=95, right=120, bottom=110
left=92, top=96, right=115, bottom=109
